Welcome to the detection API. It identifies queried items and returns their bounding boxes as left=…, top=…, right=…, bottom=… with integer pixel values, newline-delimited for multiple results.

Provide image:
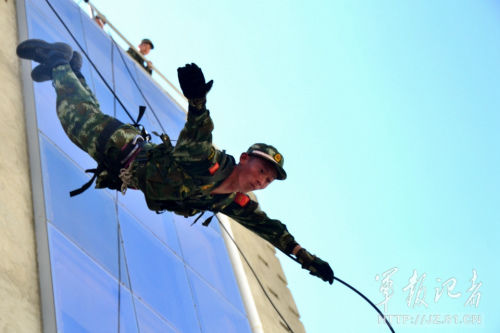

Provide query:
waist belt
left=70, top=119, right=145, bottom=197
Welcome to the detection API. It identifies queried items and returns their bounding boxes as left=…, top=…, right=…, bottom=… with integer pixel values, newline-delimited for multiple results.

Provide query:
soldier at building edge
left=127, top=38, right=154, bottom=75
left=16, top=39, right=334, bottom=284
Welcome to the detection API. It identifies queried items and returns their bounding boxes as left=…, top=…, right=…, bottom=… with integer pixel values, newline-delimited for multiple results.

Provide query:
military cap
left=141, top=38, right=154, bottom=50
left=247, top=143, right=287, bottom=180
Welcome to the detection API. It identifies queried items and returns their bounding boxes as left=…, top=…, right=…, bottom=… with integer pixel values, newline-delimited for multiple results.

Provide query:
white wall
left=0, top=1, right=42, bottom=332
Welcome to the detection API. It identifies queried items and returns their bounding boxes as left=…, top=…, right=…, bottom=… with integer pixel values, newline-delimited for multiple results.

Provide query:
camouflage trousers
left=52, top=64, right=140, bottom=163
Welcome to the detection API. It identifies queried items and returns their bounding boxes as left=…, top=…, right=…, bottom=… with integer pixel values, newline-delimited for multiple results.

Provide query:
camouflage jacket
left=131, top=104, right=298, bottom=254
left=126, top=48, right=153, bottom=75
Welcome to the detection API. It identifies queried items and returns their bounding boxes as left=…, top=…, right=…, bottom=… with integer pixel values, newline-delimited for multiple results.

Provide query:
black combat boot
left=31, top=51, right=83, bottom=82
left=16, top=39, right=73, bottom=82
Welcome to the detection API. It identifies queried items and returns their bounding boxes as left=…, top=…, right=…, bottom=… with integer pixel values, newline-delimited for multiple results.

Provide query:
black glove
left=177, top=63, right=213, bottom=99
left=296, top=248, right=334, bottom=284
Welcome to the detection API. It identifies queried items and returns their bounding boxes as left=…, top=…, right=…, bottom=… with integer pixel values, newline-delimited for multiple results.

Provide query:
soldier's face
left=138, top=43, right=152, bottom=55
left=237, top=154, right=277, bottom=192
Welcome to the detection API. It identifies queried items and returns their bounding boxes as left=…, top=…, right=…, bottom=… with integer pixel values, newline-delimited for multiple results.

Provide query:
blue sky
left=78, top=1, right=499, bottom=332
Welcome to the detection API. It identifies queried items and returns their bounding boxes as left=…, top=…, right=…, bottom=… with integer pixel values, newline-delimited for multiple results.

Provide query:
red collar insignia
left=234, top=192, right=250, bottom=207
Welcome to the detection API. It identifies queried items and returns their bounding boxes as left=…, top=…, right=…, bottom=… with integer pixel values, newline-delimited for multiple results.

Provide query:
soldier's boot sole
left=31, top=51, right=83, bottom=82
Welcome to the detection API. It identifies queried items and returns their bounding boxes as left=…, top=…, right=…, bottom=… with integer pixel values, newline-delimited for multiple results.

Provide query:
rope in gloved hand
left=218, top=216, right=395, bottom=332
left=285, top=253, right=395, bottom=333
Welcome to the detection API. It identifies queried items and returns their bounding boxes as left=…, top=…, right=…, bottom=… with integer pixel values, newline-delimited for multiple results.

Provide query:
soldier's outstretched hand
left=177, top=63, right=213, bottom=99
left=296, top=248, right=334, bottom=284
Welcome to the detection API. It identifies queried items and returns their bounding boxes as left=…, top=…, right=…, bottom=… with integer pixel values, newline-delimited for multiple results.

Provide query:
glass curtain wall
left=20, top=0, right=251, bottom=331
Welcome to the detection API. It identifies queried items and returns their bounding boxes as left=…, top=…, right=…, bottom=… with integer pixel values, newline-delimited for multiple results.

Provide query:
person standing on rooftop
left=127, top=38, right=154, bottom=75
left=93, top=14, right=106, bottom=29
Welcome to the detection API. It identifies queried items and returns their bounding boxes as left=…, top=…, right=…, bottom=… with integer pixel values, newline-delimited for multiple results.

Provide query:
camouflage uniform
left=53, top=64, right=298, bottom=254
left=127, top=48, right=153, bottom=75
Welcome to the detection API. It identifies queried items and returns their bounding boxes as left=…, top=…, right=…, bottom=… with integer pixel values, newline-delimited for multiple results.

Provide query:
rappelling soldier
left=16, top=39, right=334, bottom=284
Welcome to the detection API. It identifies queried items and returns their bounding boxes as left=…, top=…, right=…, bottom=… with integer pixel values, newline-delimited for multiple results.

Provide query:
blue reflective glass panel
left=118, top=208, right=200, bottom=333
left=187, top=268, right=251, bottom=333
left=173, top=215, right=246, bottom=312
left=118, top=286, right=140, bottom=333
left=136, top=299, right=178, bottom=333
left=26, top=0, right=86, bottom=49
left=80, top=20, right=114, bottom=93
left=49, top=225, right=144, bottom=333
left=80, top=18, right=146, bottom=125
left=135, top=70, right=186, bottom=138
left=111, top=44, right=149, bottom=110
left=48, top=0, right=86, bottom=44
left=33, top=82, right=96, bottom=169
left=40, top=135, right=121, bottom=279
left=49, top=225, right=119, bottom=333
left=118, top=190, right=181, bottom=255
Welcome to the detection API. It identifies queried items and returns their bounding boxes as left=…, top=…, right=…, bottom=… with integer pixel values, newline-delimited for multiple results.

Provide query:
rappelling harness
left=69, top=105, right=149, bottom=197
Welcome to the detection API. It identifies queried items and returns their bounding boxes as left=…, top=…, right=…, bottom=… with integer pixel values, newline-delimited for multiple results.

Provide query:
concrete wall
left=229, top=219, right=306, bottom=333
left=0, top=1, right=42, bottom=332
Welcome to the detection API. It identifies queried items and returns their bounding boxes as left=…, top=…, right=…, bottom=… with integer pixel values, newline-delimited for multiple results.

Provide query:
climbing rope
left=284, top=254, right=395, bottom=333
left=218, top=217, right=395, bottom=333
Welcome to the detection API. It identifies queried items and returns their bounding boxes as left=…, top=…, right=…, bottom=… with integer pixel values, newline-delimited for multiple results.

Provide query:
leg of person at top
left=16, top=39, right=139, bottom=162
